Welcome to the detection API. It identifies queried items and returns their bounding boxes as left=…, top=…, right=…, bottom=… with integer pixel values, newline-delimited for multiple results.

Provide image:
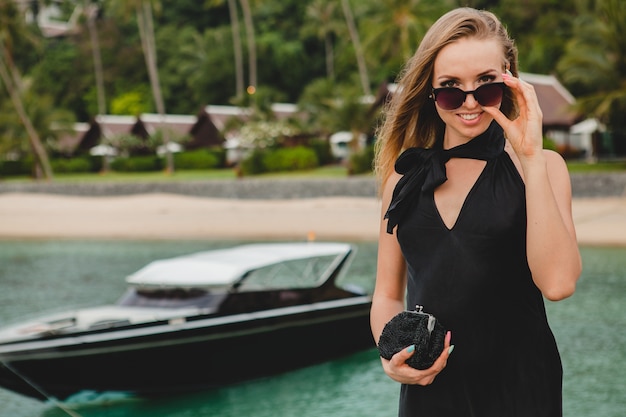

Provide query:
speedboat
left=0, top=242, right=373, bottom=401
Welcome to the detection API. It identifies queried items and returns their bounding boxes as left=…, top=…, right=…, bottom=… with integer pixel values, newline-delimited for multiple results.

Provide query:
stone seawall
left=0, top=173, right=624, bottom=199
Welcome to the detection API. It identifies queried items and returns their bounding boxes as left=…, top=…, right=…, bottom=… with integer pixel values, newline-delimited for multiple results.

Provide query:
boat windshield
left=116, top=288, right=226, bottom=309
left=236, top=255, right=337, bottom=291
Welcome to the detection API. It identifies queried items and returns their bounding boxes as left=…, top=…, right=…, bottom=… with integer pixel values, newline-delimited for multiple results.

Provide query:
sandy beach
left=0, top=192, right=625, bottom=246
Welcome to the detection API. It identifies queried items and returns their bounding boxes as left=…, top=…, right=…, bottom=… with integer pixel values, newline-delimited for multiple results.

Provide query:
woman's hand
left=482, top=73, right=544, bottom=163
left=381, top=331, right=453, bottom=385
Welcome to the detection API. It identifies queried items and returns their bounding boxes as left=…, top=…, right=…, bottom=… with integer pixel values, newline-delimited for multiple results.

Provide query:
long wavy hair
left=373, top=7, right=519, bottom=187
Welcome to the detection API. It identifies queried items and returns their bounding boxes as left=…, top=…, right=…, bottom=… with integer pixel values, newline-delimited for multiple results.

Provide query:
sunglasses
left=430, top=82, right=505, bottom=110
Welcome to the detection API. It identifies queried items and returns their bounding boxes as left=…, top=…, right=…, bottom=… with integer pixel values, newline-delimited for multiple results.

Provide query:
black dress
left=387, top=123, right=563, bottom=417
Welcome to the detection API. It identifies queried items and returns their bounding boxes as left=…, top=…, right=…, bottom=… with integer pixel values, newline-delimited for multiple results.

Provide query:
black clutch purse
left=377, top=305, right=447, bottom=370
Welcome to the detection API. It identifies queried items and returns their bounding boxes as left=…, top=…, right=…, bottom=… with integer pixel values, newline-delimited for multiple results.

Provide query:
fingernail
left=407, top=345, right=415, bottom=353
left=448, top=345, right=455, bottom=355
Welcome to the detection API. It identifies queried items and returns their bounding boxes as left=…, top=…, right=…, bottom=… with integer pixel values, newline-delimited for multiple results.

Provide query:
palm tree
left=557, top=0, right=626, bottom=135
left=239, top=0, right=257, bottom=96
left=83, top=0, right=107, bottom=115
left=340, top=0, right=371, bottom=96
left=361, top=0, right=443, bottom=78
left=227, top=0, right=245, bottom=98
left=110, top=0, right=174, bottom=173
left=205, top=0, right=245, bottom=99
left=303, top=0, right=343, bottom=81
left=0, top=1, right=53, bottom=179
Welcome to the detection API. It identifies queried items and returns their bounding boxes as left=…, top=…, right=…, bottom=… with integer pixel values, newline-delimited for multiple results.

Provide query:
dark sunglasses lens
left=434, top=83, right=504, bottom=110
left=474, top=83, right=504, bottom=106
left=435, top=89, right=465, bottom=110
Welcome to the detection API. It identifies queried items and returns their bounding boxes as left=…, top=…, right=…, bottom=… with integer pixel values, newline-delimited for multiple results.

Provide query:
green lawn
left=2, top=161, right=623, bottom=184
left=1, top=165, right=355, bottom=183
left=566, top=160, right=626, bottom=173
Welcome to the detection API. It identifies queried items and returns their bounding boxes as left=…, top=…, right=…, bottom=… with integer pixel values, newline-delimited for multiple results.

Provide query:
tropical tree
left=176, top=25, right=238, bottom=107
left=557, top=0, right=626, bottom=135
left=0, top=0, right=53, bottom=179
left=302, top=0, right=343, bottom=81
left=110, top=0, right=174, bottom=173
left=239, top=0, right=257, bottom=96
left=360, top=0, right=448, bottom=81
left=340, top=0, right=371, bottom=96
left=205, top=0, right=245, bottom=99
left=83, top=0, right=107, bottom=115
left=227, top=0, right=244, bottom=98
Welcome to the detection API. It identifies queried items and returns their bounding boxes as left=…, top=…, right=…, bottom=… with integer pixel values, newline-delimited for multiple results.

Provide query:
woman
left=371, top=7, right=582, bottom=417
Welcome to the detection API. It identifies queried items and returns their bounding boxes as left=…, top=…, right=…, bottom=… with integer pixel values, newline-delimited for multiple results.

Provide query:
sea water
left=0, top=241, right=623, bottom=417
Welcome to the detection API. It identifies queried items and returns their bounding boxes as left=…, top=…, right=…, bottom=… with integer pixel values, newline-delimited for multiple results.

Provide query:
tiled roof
left=518, top=72, right=579, bottom=127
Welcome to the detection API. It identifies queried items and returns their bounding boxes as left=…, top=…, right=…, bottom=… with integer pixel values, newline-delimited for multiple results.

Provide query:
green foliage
left=51, top=157, right=94, bottom=174
left=0, top=158, right=33, bottom=177
left=239, top=146, right=318, bottom=175
left=239, top=149, right=267, bottom=176
left=104, top=133, right=152, bottom=156
left=173, top=149, right=222, bottom=170
left=110, top=155, right=162, bottom=172
left=3, top=0, right=626, bottom=169
left=309, top=138, right=333, bottom=166
left=543, top=137, right=558, bottom=152
left=238, top=120, right=299, bottom=149
left=348, top=144, right=375, bottom=175
left=556, top=0, right=626, bottom=132
left=263, top=146, right=318, bottom=172
left=111, top=90, right=152, bottom=116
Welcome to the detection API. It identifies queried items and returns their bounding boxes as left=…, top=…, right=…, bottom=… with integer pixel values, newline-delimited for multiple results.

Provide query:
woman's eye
left=441, top=80, right=456, bottom=88
left=479, top=75, right=497, bottom=83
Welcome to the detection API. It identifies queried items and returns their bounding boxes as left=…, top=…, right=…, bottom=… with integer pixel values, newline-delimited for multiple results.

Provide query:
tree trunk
left=84, top=1, right=106, bottom=115
left=340, top=0, right=370, bottom=96
left=136, top=1, right=173, bottom=173
left=227, top=0, right=244, bottom=98
left=239, top=0, right=257, bottom=93
left=325, top=33, right=335, bottom=80
left=0, top=46, right=53, bottom=180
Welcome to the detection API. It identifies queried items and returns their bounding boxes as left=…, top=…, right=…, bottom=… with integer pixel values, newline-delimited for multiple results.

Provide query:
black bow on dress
left=384, top=122, right=505, bottom=234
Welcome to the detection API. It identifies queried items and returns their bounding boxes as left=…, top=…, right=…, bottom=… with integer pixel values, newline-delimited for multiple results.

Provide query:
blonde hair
left=373, top=7, right=518, bottom=187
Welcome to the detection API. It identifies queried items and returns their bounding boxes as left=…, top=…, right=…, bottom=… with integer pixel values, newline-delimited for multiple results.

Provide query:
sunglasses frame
left=430, top=82, right=506, bottom=110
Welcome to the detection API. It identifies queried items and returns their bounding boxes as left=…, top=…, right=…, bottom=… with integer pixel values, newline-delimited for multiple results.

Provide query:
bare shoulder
left=381, top=171, right=403, bottom=203
left=543, top=149, right=571, bottom=183
left=543, top=148, right=567, bottom=169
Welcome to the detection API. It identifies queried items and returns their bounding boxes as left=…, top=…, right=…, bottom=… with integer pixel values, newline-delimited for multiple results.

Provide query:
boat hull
left=0, top=297, right=373, bottom=401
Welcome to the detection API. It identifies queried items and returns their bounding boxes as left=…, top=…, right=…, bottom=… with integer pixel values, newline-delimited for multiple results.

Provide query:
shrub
left=0, top=159, right=33, bottom=177
left=348, top=145, right=375, bottom=175
left=87, top=155, right=104, bottom=172
left=263, top=147, right=318, bottom=172
left=110, top=155, right=162, bottom=172
left=239, top=146, right=319, bottom=176
left=543, top=137, right=558, bottom=152
left=174, top=149, right=221, bottom=170
left=309, top=139, right=333, bottom=166
left=51, top=157, right=93, bottom=173
left=239, top=149, right=267, bottom=176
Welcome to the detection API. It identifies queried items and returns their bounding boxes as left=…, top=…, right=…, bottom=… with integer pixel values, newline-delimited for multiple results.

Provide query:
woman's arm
left=521, top=149, right=581, bottom=300
left=485, top=74, right=582, bottom=301
left=371, top=173, right=452, bottom=385
left=371, top=173, right=408, bottom=342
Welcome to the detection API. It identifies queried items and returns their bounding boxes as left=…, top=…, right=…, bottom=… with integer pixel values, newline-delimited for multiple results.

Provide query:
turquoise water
left=0, top=241, right=624, bottom=417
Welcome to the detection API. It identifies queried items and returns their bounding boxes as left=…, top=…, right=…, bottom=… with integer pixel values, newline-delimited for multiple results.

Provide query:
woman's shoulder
left=380, top=171, right=403, bottom=204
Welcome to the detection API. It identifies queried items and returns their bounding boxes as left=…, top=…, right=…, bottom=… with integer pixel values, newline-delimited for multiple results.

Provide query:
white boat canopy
left=125, top=242, right=352, bottom=289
